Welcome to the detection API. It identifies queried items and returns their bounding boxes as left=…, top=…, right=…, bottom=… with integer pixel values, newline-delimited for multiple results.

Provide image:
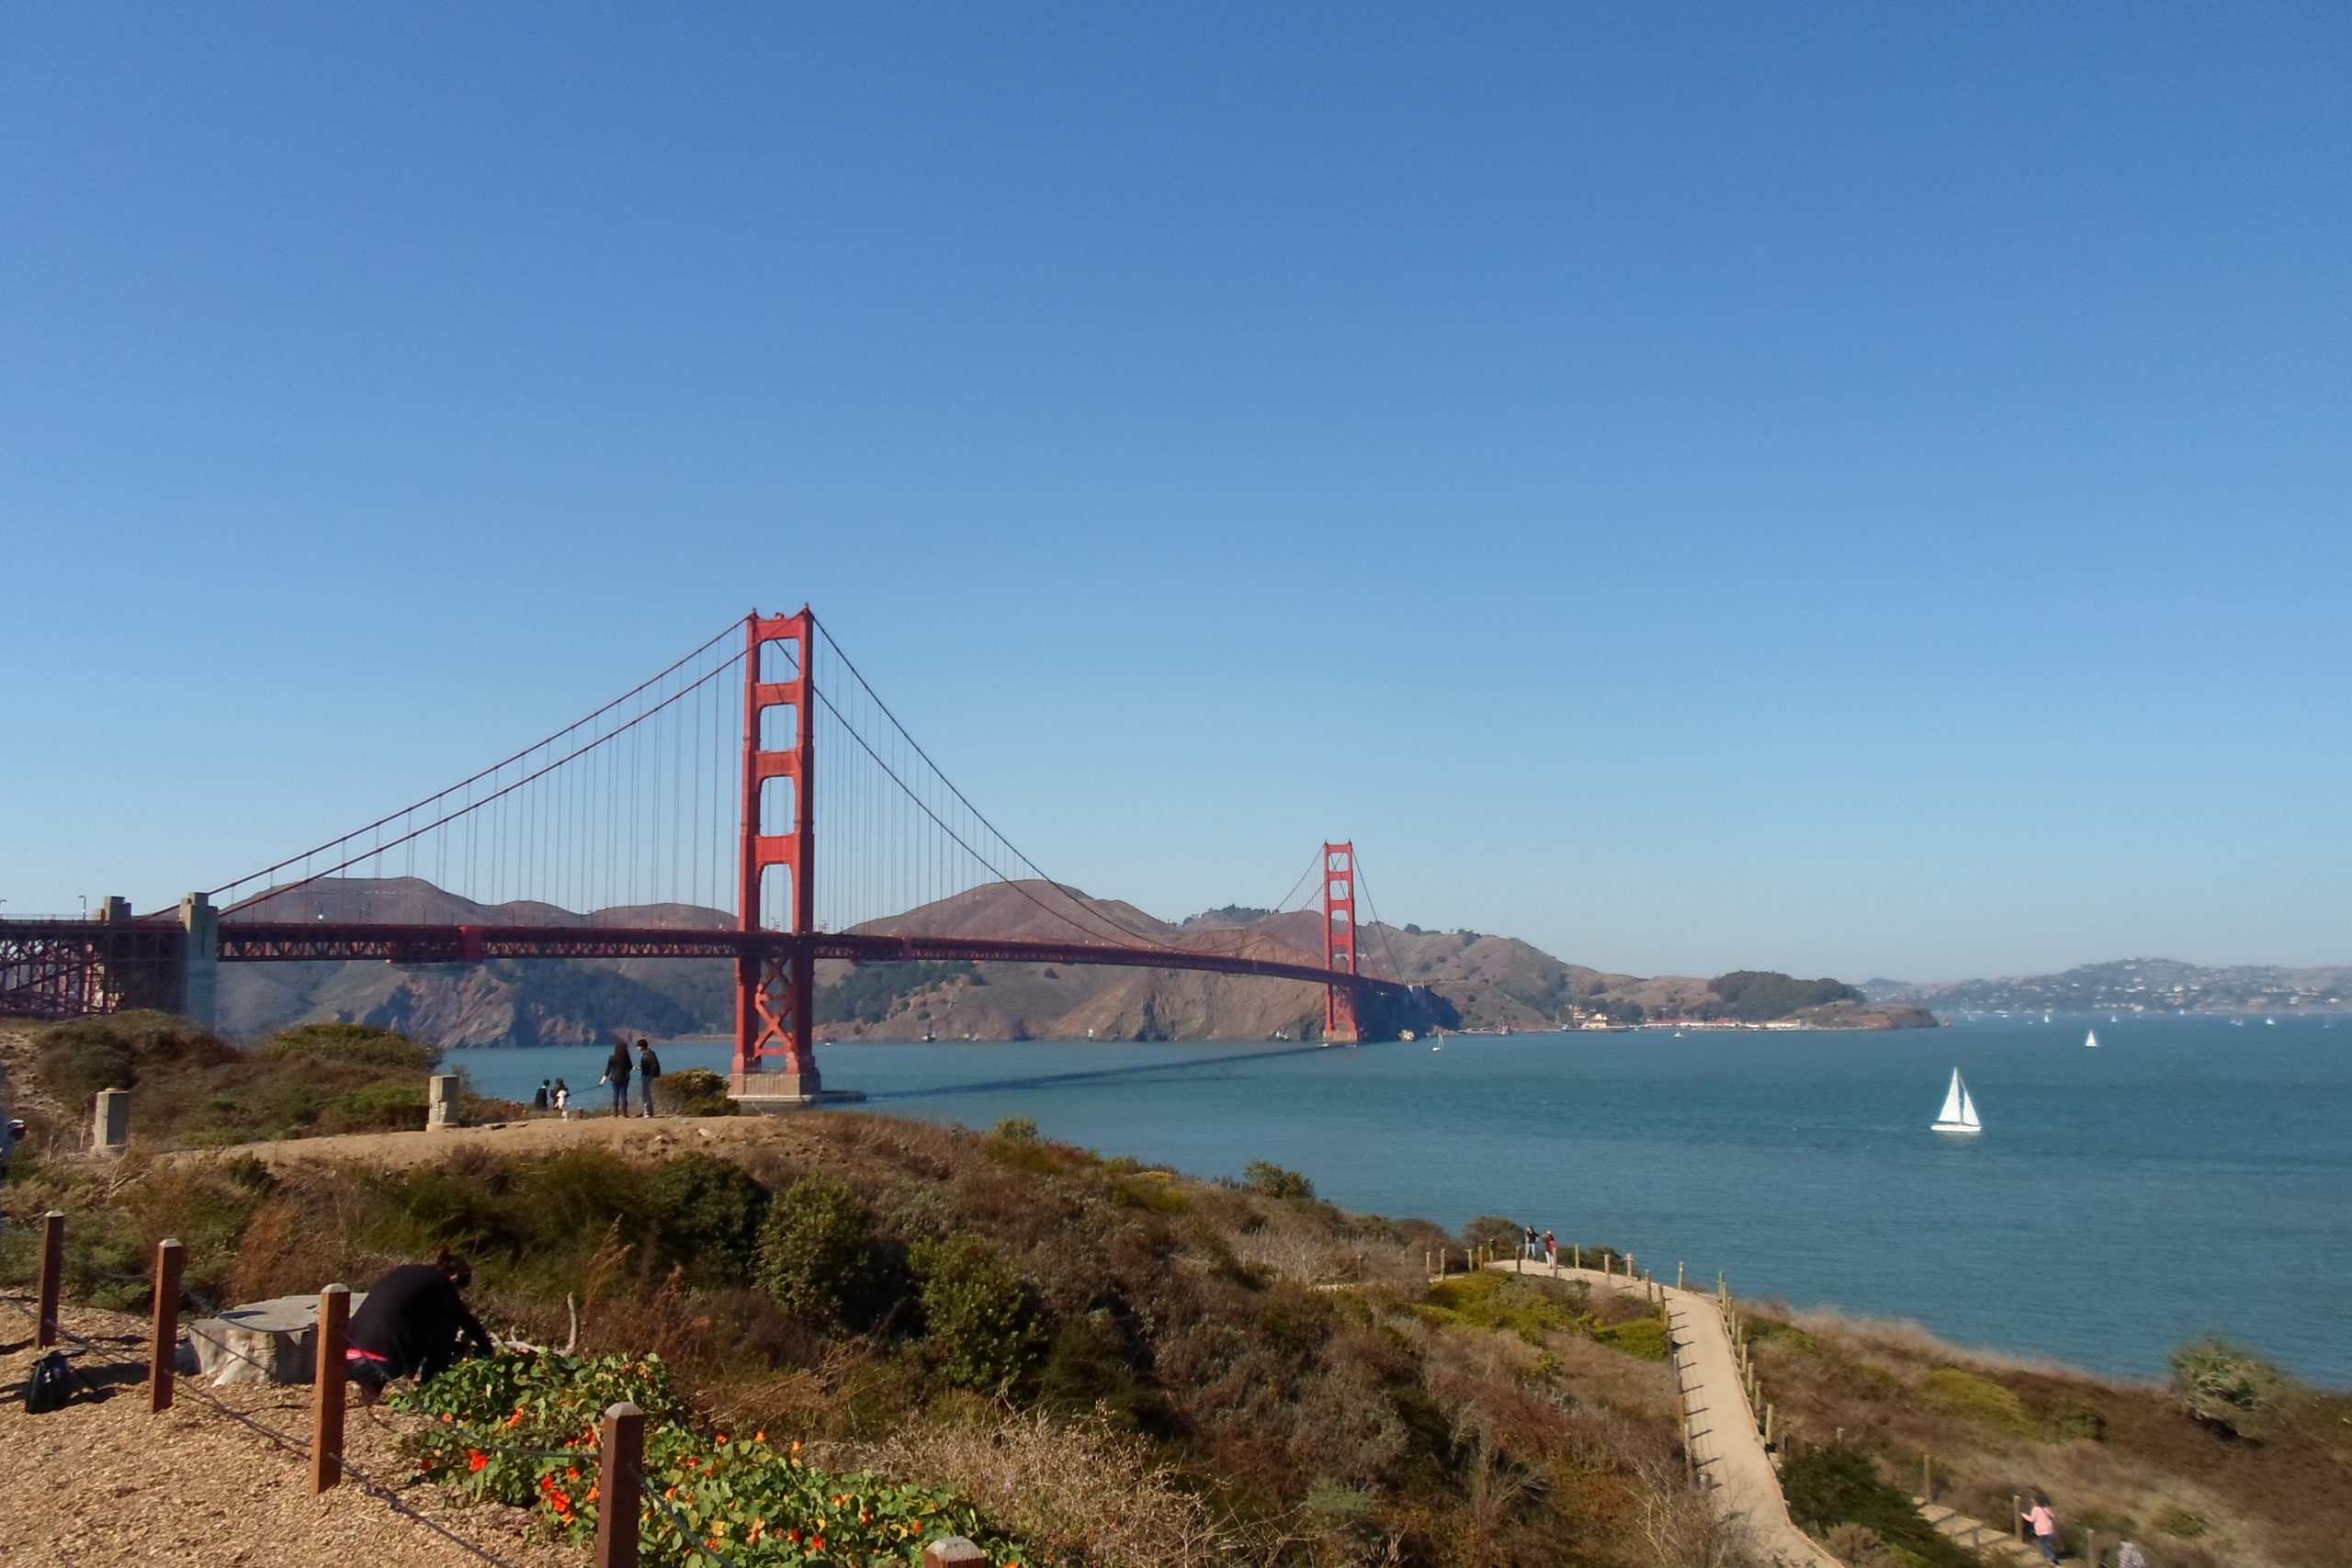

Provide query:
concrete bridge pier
left=179, top=892, right=218, bottom=1032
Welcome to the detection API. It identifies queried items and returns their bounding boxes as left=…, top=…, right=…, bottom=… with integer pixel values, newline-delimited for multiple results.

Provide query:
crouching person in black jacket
left=345, top=1247, right=496, bottom=1404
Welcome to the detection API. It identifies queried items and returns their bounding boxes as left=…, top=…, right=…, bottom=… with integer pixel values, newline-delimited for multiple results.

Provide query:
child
left=553, top=1078, right=571, bottom=1121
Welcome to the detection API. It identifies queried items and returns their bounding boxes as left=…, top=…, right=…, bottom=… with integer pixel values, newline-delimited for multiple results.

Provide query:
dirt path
left=166, top=1109, right=826, bottom=1171
left=1491, top=1260, right=1839, bottom=1568
left=0, top=1299, right=580, bottom=1568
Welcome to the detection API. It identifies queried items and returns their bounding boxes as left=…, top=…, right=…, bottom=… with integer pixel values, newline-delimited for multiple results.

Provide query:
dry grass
left=1744, top=1301, right=2347, bottom=1568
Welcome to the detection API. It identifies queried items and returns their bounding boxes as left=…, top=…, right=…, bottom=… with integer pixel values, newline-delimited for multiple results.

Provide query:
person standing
left=635, top=1038, right=662, bottom=1117
left=553, top=1078, right=571, bottom=1121
left=1522, top=1224, right=1538, bottom=1263
left=599, top=1037, right=633, bottom=1117
left=531, top=1080, right=550, bottom=1114
left=1544, top=1229, right=1557, bottom=1268
left=2020, top=1496, right=2062, bottom=1563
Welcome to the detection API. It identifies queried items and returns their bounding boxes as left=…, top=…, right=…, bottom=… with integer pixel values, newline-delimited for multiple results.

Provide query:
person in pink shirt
left=2020, top=1496, right=2061, bottom=1562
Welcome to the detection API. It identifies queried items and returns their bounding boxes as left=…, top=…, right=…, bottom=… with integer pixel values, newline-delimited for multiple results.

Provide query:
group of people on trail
left=1520, top=1225, right=1560, bottom=1266
left=526, top=1036, right=663, bottom=1119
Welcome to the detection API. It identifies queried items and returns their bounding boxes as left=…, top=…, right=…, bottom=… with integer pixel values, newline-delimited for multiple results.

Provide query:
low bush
left=1242, top=1160, right=1314, bottom=1201
left=1779, top=1443, right=1973, bottom=1568
left=654, top=1067, right=738, bottom=1117
left=650, top=1153, right=770, bottom=1285
left=259, top=1021, right=441, bottom=1072
left=1922, top=1366, right=2035, bottom=1438
left=1593, top=1318, right=1669, bottom=1361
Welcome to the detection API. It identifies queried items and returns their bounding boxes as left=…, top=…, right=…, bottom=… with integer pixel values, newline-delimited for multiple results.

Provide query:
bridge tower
left=1322, top=841, right=1360, bottom=1043
left=734, top=608, right=820, bottom=1099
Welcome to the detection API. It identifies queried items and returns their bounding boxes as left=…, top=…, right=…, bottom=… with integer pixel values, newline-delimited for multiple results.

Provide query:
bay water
left=452, top=1014, right=2350, bottom=1386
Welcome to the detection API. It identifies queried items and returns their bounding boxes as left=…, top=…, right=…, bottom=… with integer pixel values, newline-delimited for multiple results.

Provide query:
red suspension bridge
left=2, top=609, right=1428, bottom=1103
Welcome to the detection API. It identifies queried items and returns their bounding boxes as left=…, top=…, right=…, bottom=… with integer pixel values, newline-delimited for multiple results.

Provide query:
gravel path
left=0, top=1300, right=582, bottom=1567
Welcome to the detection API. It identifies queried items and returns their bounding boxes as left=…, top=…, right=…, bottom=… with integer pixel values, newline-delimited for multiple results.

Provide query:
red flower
left=467, top=1451, right=489, bottom=1472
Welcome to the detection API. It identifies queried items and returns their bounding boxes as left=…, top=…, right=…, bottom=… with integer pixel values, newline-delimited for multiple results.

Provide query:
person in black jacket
left=599, top=1038, right=634, bottom=1117
left=344, top=1248, right=496, bottom=1404
left=635, top=1038, right=662, bottom=1117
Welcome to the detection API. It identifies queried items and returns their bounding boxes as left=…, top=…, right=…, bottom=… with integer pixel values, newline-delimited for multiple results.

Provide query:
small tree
left=911, top=1233, right=1044, bottom=1394
left=753, top=1173, right=878, bottom=1327
left=2169, top=1337, right=2290, bottom=1438
left=1243, top=1160, right=1314, bottom=1200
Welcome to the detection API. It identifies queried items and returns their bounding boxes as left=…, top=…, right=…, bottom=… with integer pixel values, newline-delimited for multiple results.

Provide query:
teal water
left=452, top=1015, right=2351, bottom=1386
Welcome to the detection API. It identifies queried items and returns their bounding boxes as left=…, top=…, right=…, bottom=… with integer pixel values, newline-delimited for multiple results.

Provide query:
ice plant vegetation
left=397, top=1352, right=1028, bottom=1567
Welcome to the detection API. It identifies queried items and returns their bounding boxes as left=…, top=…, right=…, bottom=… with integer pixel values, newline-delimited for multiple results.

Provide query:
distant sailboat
left=1931, top=1068, right=1983, bottom=1134
left=2085, top=1029, right=2098, bottom=1048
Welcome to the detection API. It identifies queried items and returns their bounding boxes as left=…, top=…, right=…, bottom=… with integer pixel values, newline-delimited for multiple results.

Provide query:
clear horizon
left=4, top=6, right=2346, bottom=980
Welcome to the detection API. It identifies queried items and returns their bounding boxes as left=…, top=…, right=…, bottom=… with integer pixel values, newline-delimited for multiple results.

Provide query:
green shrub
left=2154, top=1505, right=2208, bottom=1539
left=2169, top=1337, right=2292, bottom=1438
left=35, top=1010, right=238, bottom=1101
left=650, top=1153, right=770, bottom=1284
left=258, top=1021, right=440, bottom=1073
left=1923, top=1366, right=2036, bottom=1437
left=755, top=1173, right=882, bottom=1327
left=1460, top=1214, right=1522, bottom=1252
left=321, top=1077, right=430, bottom=1134
left=1779, top=1444, right=1973, bottom=1568
left=653, top=1066, right=737, bottom=1116
left=911, top=1233, right=1045, bottom=1395
left=1594, top=1317, right=1669, bottom=1360
left=1243, top=1160, right=1315, bottom=1200
left=1421, top=1270, right=1578, bottom=1345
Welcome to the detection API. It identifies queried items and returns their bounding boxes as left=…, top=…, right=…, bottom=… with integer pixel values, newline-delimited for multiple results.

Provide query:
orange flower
left=567, top=1468, right=581, bottom=1481
left=812, top=1537, right=827, bottom=1551
left=716, top=1434, right=729, bottom=1444
left=467, top=1451, right=489, bottom=1472
left=754, top=1431, right=766, bottom=1443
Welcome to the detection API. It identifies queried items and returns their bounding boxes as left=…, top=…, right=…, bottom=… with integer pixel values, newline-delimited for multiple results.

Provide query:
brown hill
left=209, top=876, right=1929, bottom=1046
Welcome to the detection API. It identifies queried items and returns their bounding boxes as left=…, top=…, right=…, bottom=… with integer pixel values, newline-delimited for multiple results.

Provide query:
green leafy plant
left=1922, top=1366, right=2036, bottom=1437
left=1242, top=1160, right=1315, bottom=1200
left=650, top=1153, right=770, bottom=1284
left=396, top=1352, right=1031, bottom=1568
left=754, top=1173, right=881, bottom=1327
left=653, top=1067, right=738, bottom=1117
left=911, top=1233, right=1045, bottom=1394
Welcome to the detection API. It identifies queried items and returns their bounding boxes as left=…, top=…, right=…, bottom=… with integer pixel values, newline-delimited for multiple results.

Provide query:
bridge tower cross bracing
left=1321, top=840, right=1361, bottom=1044
left=734, top=608, right=821, bottom=1098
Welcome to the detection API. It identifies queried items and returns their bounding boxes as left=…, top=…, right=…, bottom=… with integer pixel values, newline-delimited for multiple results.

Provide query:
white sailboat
left=2084, top=1029, right=2098, bottom=1048
left=1931, top=1068, right=1983, bottom=1134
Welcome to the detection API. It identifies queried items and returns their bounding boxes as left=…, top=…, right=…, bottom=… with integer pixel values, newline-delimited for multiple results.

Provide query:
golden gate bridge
left=2, top=609, right=1427, bottom=1104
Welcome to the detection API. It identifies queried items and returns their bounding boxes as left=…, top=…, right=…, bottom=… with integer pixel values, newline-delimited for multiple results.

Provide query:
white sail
left=2085, top=1030, right=2098, bottom=1048
left=1932, top=1068, right=1982, bottom=1133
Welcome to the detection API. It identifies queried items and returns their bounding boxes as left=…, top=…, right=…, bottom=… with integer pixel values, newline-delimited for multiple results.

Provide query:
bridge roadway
left=1, top=918, right=1410, bottom=1002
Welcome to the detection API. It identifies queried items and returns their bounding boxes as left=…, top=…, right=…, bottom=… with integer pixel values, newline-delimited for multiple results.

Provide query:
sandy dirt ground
left=168, top=1110, right=829, bottom=1172
left=0, top=1301, right=582, bottom=1567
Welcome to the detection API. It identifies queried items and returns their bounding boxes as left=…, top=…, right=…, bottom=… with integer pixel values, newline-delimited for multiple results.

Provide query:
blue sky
left=3, top=4, right=2346, bottom=981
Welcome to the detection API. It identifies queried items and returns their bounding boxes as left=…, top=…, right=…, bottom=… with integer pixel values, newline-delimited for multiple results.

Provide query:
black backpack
left=23, top=1349, right=76, bottom=1414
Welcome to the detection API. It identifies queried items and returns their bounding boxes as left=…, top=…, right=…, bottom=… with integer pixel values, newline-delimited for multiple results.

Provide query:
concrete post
left=426, top=1074, right=458, bottom=1131
left=178, top=893, right=218, bottom=1032
left=150, top=1238, right=184, bottom=1414
left=94, top=1089, right=130, bottom=1155
left=595, top=1402, right=645, bottom=1568
left=311, top=1284, right=349, bottom=1494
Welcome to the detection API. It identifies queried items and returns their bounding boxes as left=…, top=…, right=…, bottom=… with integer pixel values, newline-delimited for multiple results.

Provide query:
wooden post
left=1923, top=1453, right=1931, bottom=1503
left=311, top=1284, right=348, bottom=1494
left=150, top=1238, right=184, bottom=1414
left=35, top=1211, right=64, bottom=1349
left=2013, top=1495, right=2023, bottom=1542
left=595, top=1401, right=645, bottom=1568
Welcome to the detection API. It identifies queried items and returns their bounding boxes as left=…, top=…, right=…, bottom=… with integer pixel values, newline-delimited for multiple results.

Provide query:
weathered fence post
left=595, top=1401, right=645, bottom=1568
left=150, top=1238, right=184, bottom=1413
left=925, top=1538, right=988, bottom=1568
left=2013, top=1495, right=2023, bottom=1542
left=1678, top=1260, right=1685, bottom=1290
left=36, top=1211, right=64, bottom=1348
left=1922, top=1453, right=1931, bottom=1502
left=311, top=1284, right=349, bottom=1494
